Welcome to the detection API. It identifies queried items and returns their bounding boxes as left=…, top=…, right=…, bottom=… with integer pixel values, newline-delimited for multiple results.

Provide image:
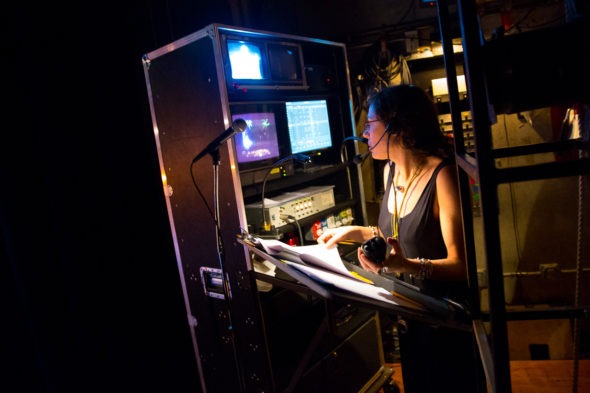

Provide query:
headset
left=353, top=123, right=393, bottom=164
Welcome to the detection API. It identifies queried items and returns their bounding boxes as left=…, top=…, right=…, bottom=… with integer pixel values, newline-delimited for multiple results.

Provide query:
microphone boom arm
left=192, top=118, right=247, bottom=163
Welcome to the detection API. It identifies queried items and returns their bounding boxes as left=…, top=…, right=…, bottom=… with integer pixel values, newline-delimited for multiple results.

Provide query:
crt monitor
left=224, top=36, right=305, bottom=89
left=231, top=112, right=280, bottom=166
left=285, top=99, right=333, bottom=155
left=267, top=42, right=303, bottom=82
left=227, top=39, right=268, bottom=81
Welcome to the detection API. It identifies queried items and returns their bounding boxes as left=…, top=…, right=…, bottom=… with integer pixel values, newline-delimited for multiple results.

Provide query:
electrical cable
left=280, top=214, right=305, bottom=246
left=190, top=162, right=222, bottom=236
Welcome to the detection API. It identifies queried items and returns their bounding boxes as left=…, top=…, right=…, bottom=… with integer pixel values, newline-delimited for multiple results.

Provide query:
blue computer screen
left=285, top=99, right=332, bottom=154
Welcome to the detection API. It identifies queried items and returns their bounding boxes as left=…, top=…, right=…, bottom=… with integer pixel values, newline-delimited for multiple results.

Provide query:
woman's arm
left=428, top=164, right=467, bottom=280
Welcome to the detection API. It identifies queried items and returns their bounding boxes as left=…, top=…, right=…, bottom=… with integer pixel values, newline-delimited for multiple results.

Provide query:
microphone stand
left=210, top=148, right=246, bottom=393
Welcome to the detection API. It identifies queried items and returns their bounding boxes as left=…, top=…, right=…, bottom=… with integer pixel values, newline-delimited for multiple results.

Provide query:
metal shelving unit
left=435, top=1, right=590, bottom=392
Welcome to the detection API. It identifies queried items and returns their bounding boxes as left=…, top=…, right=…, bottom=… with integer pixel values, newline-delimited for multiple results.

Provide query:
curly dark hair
left=367, top=84, right=453, bottom=159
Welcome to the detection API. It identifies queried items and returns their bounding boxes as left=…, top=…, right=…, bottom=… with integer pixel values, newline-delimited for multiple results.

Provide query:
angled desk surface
left=238, top=237, right=472, bottom=331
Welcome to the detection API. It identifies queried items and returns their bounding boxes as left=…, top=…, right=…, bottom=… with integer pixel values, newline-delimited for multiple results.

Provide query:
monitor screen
left=267, top=43, right=302, bottom=82
left=232, top=112, right=280, bottom=164
left=285, top=99, right=333, bottom=154
left=227, top=40, right=266, bottom=80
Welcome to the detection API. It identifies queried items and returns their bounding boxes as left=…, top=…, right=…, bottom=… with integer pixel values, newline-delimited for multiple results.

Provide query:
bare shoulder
left=437, top=161, right=458, bottom=179
left=436, top=162, right=460, bottom=196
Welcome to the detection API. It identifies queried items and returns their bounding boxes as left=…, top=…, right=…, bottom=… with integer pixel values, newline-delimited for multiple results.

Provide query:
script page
left=257, top=238, right=360, bottom=280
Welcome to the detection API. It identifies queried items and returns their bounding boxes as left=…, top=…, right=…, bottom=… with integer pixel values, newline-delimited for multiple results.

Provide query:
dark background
left=3, top=2, right=424, bottom=392
left=3, top=3, right=235, bottom=393
left=4, top=1, right=572, bottom=392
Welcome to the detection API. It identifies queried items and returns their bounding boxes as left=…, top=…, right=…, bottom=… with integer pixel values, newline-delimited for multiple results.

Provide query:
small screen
left=232, top=112, right=280, bottom=164
left=286, top=100, right=332, bottom=154
left=268, top=43, right=301, bottom=81
left=227, top=40, right=265, bottom=80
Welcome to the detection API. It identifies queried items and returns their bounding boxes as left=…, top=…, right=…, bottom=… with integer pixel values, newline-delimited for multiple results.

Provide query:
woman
left=317, top=84, right=484, bottom=393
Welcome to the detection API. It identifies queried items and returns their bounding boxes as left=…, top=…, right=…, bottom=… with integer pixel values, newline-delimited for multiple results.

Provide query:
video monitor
left=285, top=99, right=333, bottom=155
left=223, top=34, right=306, bottom=91
left=267, top=43, right=303, bottom=82
left=227, top=40, right=267, bottom=81
left=231, top=112, right=280, bottom=165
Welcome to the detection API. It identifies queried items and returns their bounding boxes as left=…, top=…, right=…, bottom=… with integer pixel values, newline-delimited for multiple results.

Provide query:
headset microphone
left=352, top=123, right=390, bottom=164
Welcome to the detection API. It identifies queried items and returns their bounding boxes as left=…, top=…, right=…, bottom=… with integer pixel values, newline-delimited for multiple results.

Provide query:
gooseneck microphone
left=353, top=151, right=371, bottom=164
left=192, top=118, right=248, bottom=163
left=340, top=136, right=368, bottom=164
left=342, top=136, right=368, bottom=144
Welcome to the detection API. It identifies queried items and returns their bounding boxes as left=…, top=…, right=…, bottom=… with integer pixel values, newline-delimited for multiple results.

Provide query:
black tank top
left=378, top=160, right=468, bottom=300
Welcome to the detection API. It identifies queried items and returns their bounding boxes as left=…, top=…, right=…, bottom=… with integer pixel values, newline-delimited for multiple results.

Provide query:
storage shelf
left=255, top=200, right=358, bottom=239
left=495, top=157, right=590, bottom=184
left=481, top=307, right=590, bottom=322
left=242, top=163, right=349, bottom=199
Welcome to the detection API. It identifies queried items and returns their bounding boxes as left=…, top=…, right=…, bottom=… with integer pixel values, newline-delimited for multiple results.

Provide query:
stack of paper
left=256, top=238, right=399, bottom=305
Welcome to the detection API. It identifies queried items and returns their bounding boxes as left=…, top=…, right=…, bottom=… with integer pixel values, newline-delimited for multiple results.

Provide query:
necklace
left=392, top=163, right=424, bottom=239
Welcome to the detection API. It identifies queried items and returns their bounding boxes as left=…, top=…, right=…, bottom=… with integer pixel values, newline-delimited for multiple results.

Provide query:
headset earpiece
left=386, top=117, right=402, bottom=135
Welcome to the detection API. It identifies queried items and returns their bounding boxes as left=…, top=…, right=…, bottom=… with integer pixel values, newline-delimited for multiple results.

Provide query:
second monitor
left=285, top=99, right=333, bottom=158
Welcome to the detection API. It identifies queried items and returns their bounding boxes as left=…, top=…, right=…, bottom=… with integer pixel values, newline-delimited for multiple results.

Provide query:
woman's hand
left=357, top=246, right=381, bottom=273
left=317, top=225, right=370, bottom=249
left=357, top=237, right=407, bottom=274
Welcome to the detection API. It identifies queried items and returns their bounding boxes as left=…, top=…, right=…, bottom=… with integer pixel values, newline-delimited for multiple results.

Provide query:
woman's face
left=363, top=105, right=389, bottom=160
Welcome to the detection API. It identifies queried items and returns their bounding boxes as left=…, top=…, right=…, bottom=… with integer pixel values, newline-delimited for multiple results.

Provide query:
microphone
left=192, top=118, right=248, bottom=163
left=353, top=151, right=370, bottom=164
left=352, top=124, right=392, bottom=164
left=342, top=136, right=368, bottom=144
left=340, top=136, right=368, bottom=165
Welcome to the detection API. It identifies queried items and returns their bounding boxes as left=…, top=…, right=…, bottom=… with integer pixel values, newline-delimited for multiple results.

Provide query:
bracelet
left=417, top=258, right=433, bottom=279
left=369, top=226, right=378, bottom=237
